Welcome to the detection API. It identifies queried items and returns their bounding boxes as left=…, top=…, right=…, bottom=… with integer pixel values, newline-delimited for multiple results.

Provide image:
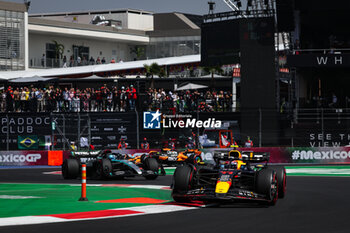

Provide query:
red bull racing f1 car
left=171, top=150, right=286, bottom=205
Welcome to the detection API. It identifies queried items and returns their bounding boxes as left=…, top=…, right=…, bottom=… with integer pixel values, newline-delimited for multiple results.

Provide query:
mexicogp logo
left=143, top=110, right=161, bottom=129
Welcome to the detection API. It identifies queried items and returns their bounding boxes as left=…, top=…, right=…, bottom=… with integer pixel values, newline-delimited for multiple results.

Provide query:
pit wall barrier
left=1, top=147, right=350, bottom=166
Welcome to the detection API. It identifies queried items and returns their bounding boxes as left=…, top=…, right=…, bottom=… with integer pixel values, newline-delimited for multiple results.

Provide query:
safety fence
left=1, top=109, right=350, bottom=151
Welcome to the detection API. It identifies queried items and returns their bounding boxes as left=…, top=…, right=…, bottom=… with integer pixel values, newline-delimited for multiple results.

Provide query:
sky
left=7, top=0, right=242, bottom=15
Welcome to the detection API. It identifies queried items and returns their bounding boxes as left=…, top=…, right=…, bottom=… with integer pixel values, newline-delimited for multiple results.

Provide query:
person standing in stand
left=141, top=137, right=150, bottom=150
left=113, top=87, right=119, bottom=111
left=68, top=88, right=75, bottom=112
left=56, top=88, right=63, bottom=112
left=13, top=88, right=20, bottom=112
left=29, top=87, right=37, bottom=112
left=70, top=141, right=77, bottom=151
left=96, top=57, right=101, bottom=64
left=118, top=138, right=128, bottom=149
left=41, top=53, right=46, bottom=67
left=0, top=90, right=5, bottom=112
left=127, top=85, right=137, bottom=111
left=69, top=55, right=74, bottom=67
left=90, top=88, right=96, bottom=112
left=96, top=89, right=102, bottom=112
left=168, top=138, right=176, bottom=150
left=62, top=55, right=67, bottom=68
left=106, top=90, right=113, bottom=112
left=244, top=136, right=253, bottom=148
left=6, top=87, right=14, bottom=112
left=186, top=136, right=196, bottom=149
left=119, top=86, right=126, bottom=112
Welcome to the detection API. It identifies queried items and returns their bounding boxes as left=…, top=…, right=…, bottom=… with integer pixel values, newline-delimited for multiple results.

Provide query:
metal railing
left=296, top=108, right=350, bottom=123
left=292, top=48, right=350, bottom=54
left=29, top=58, right=108, bottom=69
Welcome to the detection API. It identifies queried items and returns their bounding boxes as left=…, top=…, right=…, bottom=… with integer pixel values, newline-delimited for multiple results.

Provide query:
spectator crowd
left=145, top=88, right=233, bottom=113
left=0, top=85, right=137, bottom=113
left=0, top=86, right=233, bottom=113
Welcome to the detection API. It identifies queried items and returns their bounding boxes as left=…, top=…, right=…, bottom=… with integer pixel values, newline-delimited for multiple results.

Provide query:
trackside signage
left=291, top=149, right=350, bottom=162
left=143, top=111, right=222, bottom=129
left=0, top=151, right=48, bottom=166
left=2, top=148, right=350, bottom=166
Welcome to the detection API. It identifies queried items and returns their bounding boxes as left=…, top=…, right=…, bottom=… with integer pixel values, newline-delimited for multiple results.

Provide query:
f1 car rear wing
left=240, top=151, right=270, bottom=162
left=71, top=150, right=101, bottom=158
left=213, top=150, right=270, bottom=162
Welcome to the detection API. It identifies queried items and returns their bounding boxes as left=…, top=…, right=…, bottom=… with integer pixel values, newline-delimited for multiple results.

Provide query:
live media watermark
left=143, top=111, right=222, bottom=129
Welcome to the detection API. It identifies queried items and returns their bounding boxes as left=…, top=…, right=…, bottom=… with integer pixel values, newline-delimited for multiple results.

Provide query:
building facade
left=0, top=1, right=27, bottom=71
left=28, top=9, right=202, bottom=69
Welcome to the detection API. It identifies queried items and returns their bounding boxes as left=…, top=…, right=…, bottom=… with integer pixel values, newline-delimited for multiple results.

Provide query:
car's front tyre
left=256, top=168, right=278, bottom=206
left=62, top=158, right=80, bottom=179
left=96, top=159, right=113, bottom=179
left=172, top=165, right=194, bottom=203
left=144, top=157, right=159, bottom=180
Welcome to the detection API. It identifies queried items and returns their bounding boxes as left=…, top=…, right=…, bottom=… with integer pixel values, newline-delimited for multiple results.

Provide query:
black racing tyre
left=140, top=154, right=148, bottom=163
left=62, top=158, right=80, bottom=179
left=144, top=158, right=159, bottom=180
left=96, top=159, right=113, bottom=179
left=187, top=154, right=202, bottom=164
left=173, top=165, right=194, bottom=192
left=172, top=165, right=194, bottom=203
left=256, top=168, right=278, bottom=206
left=274, top=166, right=287, bottom=198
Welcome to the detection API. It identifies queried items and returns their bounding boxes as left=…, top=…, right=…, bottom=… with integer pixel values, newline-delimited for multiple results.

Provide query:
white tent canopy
left=176, top=83, right=208, bottom=91
left=9, top=75, right=57, bottom=83
left=201, top=74, right=225, bottom=78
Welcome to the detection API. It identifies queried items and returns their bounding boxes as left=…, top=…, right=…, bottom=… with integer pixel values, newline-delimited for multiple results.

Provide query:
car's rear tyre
left=172, top=165, right=194, bottom=203
left=62, top=158, right=80, bottom=179
left=144, top=158, right=159, bottom=180
left=274, top=166, right=286, bottom=198
left=256, top=168, right=278, bottom=206
left=140, top=154, right=148, bottom=163
left=96, top=159, right=113, bottom=179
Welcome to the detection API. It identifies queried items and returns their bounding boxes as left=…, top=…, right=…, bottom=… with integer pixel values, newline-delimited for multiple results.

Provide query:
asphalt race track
left=0, top=167, right=170, bottom=185
left=1, top=167, right=350, bottom=233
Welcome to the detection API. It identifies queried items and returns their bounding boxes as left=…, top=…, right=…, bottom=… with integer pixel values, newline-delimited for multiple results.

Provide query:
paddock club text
left=1, top=117, right=51, bottom=134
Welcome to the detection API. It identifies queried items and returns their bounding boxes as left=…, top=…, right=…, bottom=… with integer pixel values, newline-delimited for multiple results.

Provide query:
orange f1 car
left=147, top=148, right=202, bottom=166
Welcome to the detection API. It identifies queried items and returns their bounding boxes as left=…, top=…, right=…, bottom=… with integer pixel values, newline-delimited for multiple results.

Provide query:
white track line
left=0, top=204, right=199, bottom=227
left=68, top=184, right=171, bottom=190
left=287, top=168, right=350, bottom=175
